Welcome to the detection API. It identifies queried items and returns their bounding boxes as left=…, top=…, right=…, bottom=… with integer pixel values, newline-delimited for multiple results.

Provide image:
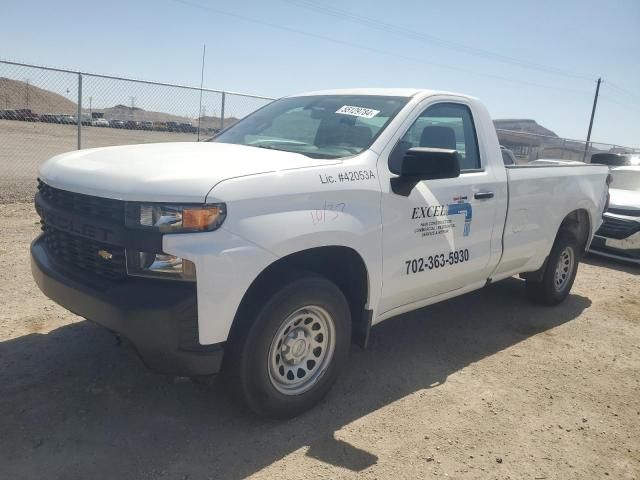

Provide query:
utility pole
left=129, top=96, right=136, bottom=122
left=197, top=44, right=207, bottom=141
left=25, top=78, right=30, bottom=109
left=582, top=77, right=601, bottom=162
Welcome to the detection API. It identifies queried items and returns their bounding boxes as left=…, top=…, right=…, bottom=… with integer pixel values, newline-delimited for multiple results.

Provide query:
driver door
left=377, top=100, right=504, bottom=315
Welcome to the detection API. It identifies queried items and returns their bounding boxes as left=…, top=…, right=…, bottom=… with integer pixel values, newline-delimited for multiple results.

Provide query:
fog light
left=126, top=251, right=196, bottom=281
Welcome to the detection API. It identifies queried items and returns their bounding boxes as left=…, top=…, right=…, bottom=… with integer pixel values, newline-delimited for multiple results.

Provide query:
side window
left=390, top=103, right=481, bottom=171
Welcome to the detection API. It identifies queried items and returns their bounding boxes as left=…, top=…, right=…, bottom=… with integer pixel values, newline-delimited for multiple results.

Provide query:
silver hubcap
left=268, top=305, right=336, bottom=395
left=554, top=246, right=575, bottom=292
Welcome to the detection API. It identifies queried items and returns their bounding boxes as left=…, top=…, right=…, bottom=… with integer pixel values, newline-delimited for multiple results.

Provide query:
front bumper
left=589, top=234, right=640, bottom=264
left=588, top=212, right=640, bottom=264
left=31, top=235, right=224, bottom=376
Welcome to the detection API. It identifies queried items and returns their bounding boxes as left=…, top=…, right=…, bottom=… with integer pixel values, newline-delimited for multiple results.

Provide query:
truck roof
left=291, top=87, right=472, bottom=99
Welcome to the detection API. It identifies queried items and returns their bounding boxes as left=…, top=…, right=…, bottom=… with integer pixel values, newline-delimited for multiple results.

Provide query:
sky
left=1, top=0, right=639, bottom=146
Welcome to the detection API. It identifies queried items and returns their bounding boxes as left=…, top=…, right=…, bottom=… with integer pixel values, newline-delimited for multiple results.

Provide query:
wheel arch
left=228, top=246, right=372, bottom=349
left=557, top=208, right=592, bottom=255
left=521, top=208, right=591, bottom=283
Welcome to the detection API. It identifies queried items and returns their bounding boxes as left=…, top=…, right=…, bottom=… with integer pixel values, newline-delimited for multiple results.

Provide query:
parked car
left=500, top=146, right=516, bottom=165
left=40, top=114, right=59, bottom=123
left=91, top=118, right=110, bottom=127
left=179, top=122, right=197, bottom=133
left=1, top=109, right=16, bottom=119
left=589, top=166, right=640, bottom=264
left=166, top=121, right=180, bottom=132
left=140, top=121, right=154, bottom=130
left=125, top=120, right=141, bottom=130
left=530, top=159, right=584, bottom=166
left=109, top=119, right=126, bottom=129
left=57, top=115, right=76, bottom=125
left=31, top=88, right=610, bottom=417
left=15, top=109, right=39, bottom=122
left=591, top=152, right=640, bottom=167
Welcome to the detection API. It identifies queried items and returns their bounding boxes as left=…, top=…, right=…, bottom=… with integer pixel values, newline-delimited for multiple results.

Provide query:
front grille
left=42, top=224, right=127, bottom=280
left=37, top=180, right=128, bottom=280
left=596, top=216, right=640, bottom=240
left=37, top=179, right=125, bottom=223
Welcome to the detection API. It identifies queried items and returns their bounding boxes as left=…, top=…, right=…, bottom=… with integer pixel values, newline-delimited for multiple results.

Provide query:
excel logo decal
left=410, top=196, right=473, bottom=238
left=448, top=196, right=472, bottom=237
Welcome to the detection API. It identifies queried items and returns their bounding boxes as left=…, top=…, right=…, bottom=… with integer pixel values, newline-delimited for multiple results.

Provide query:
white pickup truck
left=31, top=89, right=610, bottom=417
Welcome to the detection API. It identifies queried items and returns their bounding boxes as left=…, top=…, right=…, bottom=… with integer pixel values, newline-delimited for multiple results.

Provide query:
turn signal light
left=183, top=206, right=224, bottom=231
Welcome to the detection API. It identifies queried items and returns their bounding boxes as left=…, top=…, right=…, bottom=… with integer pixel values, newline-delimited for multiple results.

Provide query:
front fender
left=205, top=159, right=384, bottom=334
left=163, top=228, right=278, bottom=345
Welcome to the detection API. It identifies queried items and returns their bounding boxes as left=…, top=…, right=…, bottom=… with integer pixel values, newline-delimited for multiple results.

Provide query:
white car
left=31, top=88, right=609, bottom=416
left=529, top=159, right=585, bottom=166
left=589, top=166, right=640, bottom=264
left=91, top=118, right=109, bottom=127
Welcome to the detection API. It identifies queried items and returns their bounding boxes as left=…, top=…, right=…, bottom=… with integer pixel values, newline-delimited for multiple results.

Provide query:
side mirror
left=390, top=147, right=461, bottom=195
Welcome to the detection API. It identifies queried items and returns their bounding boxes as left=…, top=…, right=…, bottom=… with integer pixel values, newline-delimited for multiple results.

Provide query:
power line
left=171, top=0, right=593, bottom=97
left=286, top=0, right=595, bottom=83
left=604, top=81, right=640, bottom=104
left=598, top=94, right=640, bottom=113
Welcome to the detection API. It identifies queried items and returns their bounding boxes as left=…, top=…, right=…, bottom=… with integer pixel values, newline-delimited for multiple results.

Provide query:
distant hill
left=0, top=79, right=240, bottom=128
left=0, top=77, right=76, bottom=114
left=99, top=105, right=239, bottom=129
left=493, top=119, right=558, bottom=138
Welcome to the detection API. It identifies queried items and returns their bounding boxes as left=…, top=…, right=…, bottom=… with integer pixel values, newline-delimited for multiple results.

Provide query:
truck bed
left=493, top=163, right=608, bottom=278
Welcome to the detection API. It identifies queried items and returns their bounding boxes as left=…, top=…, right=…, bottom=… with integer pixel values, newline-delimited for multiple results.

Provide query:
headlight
left=125, top=203, right=226, bottom=233
left=126, top=251, right=197, bottom=281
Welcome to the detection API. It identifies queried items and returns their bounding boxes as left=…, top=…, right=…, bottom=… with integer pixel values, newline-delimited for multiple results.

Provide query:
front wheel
left=526, top=233, right=580, bottom=305
left=226, top=274, right=351, bottom=418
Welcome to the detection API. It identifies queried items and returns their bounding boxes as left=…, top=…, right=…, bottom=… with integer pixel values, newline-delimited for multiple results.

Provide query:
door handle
left=474, top=191, right=494, bottom=200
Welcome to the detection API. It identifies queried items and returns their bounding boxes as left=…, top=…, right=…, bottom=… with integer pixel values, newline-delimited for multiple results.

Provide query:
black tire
left=526, top=233, right=580, bottom=305
left=225, top=273, right=351, bottom=418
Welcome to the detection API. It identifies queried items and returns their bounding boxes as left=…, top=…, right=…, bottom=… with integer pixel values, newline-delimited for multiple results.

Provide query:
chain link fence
left=2, top=60, right=638, bottom=203
left=496, top=128, right=639, bottom=165
left=0, top=60, right=274, bottom=203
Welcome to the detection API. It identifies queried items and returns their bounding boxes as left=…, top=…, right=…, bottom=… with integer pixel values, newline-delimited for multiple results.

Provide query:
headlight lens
left=126, top=251, right=197, bottom=281
left=126, top=203, right=226, bottom=233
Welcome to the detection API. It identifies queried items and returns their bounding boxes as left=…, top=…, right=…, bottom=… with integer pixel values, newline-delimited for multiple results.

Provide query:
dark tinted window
left=391, top=103, right=481, bottom=171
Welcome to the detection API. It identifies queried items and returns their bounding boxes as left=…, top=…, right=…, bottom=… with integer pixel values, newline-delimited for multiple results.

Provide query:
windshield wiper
left=251, top=144, right=340, bottom=159
left=253, top=144, right=289, bottom=152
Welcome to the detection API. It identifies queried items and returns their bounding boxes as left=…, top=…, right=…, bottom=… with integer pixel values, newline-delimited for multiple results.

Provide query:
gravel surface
left=0, top=120, right=199, bottom=203
left=1, top=203, right=639, bottom=479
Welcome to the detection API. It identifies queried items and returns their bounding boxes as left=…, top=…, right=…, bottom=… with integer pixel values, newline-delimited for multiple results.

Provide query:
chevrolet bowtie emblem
left=98, top=249, right=113, bottom=260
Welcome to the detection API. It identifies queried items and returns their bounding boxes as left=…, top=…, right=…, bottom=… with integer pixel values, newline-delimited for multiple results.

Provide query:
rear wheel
left=226, top=274, right=351, bottom=418
left=526, top=233, right=580, bottom=305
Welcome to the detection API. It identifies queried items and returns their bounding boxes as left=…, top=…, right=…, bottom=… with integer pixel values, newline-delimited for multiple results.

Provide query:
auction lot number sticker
left=335, top=105, right=380, bottom=118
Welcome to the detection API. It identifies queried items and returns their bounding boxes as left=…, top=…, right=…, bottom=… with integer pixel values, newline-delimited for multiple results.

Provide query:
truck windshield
left=210, top=95, right=409, bottom=159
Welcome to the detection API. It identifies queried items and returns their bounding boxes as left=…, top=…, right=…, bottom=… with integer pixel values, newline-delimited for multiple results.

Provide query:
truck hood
left=609, top=188, right=640, bottom=212
left=39, top=142, right=338, bottom=203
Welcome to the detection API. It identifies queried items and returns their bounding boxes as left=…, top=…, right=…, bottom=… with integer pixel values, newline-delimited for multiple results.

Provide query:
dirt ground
left=0, top=202, right=638, bottom=480
left=0, top=120, right=199, bottom=203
